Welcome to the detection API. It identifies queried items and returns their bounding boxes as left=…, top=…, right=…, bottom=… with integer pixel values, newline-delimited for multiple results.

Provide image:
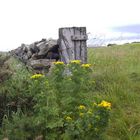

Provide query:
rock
left=10, top=38, right=59, bottom=72
left=27, top=50, right=32, bottom=59
left=29, top=43, right=39, bottom=54
left=14, top=47, right=23, bottom=56
left=28, top=59, right=55, bottom=69
left=37, top=42, right=48, bottom=57
left=47, top=39, right=57, bottom=49
left=21, top=44, right=28, bottom=52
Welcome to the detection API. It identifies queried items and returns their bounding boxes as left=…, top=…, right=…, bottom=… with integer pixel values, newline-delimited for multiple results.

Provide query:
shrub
left=0, top=60, right=111, bottom=140
left=0, top=53, right=12, bottom=83
left=0, top=53, right=12, bottom=127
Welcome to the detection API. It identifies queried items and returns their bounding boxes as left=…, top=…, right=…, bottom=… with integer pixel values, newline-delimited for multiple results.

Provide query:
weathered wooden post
left=58, top=27, right=87, bottom=64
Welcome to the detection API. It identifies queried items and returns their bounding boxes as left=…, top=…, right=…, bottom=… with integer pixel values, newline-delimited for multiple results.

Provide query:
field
left=0, top=43, right=140, bottom=139
left=88, top=43, right=140, bottom=139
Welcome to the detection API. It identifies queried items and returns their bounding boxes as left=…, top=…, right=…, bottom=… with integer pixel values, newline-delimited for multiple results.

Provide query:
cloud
left=1, top=0, right=140, bottom=51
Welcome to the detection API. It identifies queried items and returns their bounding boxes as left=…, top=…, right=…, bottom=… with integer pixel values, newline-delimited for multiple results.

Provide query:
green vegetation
left=0, top=42, right=140, bottom=139
left=0, top=59, right=110, bottom=140
left=0, top=52, right=12, bottom=83
left=88, top=42, right=140, bottom=140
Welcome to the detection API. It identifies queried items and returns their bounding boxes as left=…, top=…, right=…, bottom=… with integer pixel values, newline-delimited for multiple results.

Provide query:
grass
left=0, top=42, right=140, bottom=139
left=88, top=43, right=140, bottom=140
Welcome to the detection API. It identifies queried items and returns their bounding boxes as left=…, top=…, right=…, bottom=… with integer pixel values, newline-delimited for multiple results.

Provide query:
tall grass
left=88, top=43, right=140, bottom=140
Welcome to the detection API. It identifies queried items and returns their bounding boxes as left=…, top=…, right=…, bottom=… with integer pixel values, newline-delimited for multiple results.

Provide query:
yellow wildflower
left=66, top=116, right=72, bottom=121
left=98, top=100, right=111, bottom=109
left=70, top=60, right=81, bottom=64
left=53, top=61, right=64, bottom=65
left=81, top=64, right=91, bottom=68
left=78, top=105, right=86, bottom=110
left=31, top=74, right=44, bottom=79
left=79, top=113, right=84, bottom=117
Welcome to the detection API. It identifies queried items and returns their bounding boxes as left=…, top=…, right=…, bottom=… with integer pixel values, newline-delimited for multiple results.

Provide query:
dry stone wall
left=10, top=38, right=59, bottom=72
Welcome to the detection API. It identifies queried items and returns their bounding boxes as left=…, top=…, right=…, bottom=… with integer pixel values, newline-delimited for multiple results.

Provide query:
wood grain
left=59, top=27, right=87, bottom=64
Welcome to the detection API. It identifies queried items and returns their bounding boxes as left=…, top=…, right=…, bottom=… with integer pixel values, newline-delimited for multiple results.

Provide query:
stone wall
left=10, top=38, right=59, bottom=72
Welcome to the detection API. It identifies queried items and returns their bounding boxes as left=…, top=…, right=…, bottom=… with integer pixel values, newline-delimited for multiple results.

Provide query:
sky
left=0, top=0, right=140, bottom=51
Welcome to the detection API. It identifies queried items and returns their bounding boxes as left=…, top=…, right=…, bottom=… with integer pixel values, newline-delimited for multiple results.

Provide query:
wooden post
left=58, top=27, right=87, bottom=64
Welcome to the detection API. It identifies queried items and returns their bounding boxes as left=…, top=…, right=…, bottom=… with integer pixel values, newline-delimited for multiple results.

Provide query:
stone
left=37, top=42, right=48, bottom=57
left=29, top=43, right=39, bottom=53
left=28, top=59, right=55, bottom=71
left=10, top=38, right=59, bottom=72
left=27, top=50, right=32, bottom=59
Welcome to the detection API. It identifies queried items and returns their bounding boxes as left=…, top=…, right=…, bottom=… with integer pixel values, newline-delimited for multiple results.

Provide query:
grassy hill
left=88, top=43, right=140, bottom=139
left=0, top=43, right=140, bottom=139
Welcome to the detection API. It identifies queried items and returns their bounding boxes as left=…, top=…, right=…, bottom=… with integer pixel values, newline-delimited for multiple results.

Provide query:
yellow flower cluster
left=31, top=74, right=44, bottom=79
left=70, top=60, right=81, bottom=64
left=66, top=116, right=72, bottom=121
left=81, top=64, right=91, bottom=68
left=98, top=100, right=111, bottom=109
left=78, top=105, right=86, bottom=110
left=53, top=61, right=64, bottom=65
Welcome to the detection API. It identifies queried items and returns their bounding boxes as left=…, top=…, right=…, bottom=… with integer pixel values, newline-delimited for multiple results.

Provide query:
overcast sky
left=0, top=0, right=140, bottom=51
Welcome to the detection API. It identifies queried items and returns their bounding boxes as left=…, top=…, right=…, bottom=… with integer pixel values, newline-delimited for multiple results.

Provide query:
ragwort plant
left=63, top=101, right=111, bottom=140
left=0, top=60, right=111, bottom=140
